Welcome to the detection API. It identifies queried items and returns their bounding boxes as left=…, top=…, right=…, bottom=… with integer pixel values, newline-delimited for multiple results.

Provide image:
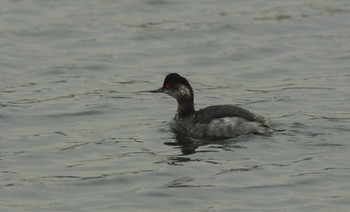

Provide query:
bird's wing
left=193, top=105, right=259, bottom=123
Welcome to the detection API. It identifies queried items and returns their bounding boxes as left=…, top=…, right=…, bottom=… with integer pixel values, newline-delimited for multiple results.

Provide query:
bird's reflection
left=164, top=131, right=246, bottom=156
left=164, top=133, right=200, bottom=155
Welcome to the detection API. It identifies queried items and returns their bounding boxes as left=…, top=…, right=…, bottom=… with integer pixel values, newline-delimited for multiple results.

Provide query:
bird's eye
left=165, top=84, right=172, bottom=89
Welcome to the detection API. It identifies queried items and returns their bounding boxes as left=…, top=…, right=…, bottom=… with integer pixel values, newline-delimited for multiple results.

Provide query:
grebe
left=149, top=73, right=273, bottom=139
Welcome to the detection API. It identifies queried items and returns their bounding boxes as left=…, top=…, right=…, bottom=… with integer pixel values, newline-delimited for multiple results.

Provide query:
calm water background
left=1, top=0, right=350, bottom=211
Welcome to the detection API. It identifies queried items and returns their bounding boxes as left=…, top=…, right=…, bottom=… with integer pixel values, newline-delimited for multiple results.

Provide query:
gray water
left=1, top=0, right=350, bottom=211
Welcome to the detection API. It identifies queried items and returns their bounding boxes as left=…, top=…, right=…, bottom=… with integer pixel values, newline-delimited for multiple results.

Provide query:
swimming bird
left=149, top=73, right=273, bottom=139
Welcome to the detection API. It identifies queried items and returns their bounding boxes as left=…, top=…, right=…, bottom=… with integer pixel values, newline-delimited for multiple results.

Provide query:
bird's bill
left=139, top=87, right=163, bottom=93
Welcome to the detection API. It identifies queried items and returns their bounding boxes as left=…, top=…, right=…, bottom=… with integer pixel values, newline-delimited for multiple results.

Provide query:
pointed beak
left=148, top=87, right=163, bottom=93
left=138, top=87, right=163, bottom=93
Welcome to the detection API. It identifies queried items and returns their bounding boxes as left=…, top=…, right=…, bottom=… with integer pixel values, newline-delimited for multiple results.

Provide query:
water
left=1, top=0, right=350, bottom=211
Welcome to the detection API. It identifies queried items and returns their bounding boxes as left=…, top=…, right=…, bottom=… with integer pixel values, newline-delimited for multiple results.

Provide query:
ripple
left=1, top=0, right=350, bottom=211
left=46, top=109, right=104, bottom=118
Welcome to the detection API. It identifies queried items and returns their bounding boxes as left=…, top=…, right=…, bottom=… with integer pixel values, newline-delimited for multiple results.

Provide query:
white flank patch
left=208, top=117, right=239, bottom=136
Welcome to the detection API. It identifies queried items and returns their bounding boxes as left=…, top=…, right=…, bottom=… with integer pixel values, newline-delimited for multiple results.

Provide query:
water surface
left=1, top=0, right=350, bottom=211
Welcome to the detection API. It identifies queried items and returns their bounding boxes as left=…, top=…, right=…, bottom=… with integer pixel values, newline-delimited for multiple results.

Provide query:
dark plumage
left=193, top=105, right=259, bottom=123
left=150, top=73, right=273, bottom=139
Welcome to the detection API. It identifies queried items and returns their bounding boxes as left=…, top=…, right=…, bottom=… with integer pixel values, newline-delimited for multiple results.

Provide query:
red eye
left=165, top=84, right=172, bottom=89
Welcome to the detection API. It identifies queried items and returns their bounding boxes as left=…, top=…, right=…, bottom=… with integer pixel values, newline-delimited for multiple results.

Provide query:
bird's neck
left=176, top=97, right=195, bottom=117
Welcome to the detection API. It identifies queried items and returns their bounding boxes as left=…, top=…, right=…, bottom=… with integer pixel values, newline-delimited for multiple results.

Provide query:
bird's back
left=175, top=105, right=273, bottom=139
